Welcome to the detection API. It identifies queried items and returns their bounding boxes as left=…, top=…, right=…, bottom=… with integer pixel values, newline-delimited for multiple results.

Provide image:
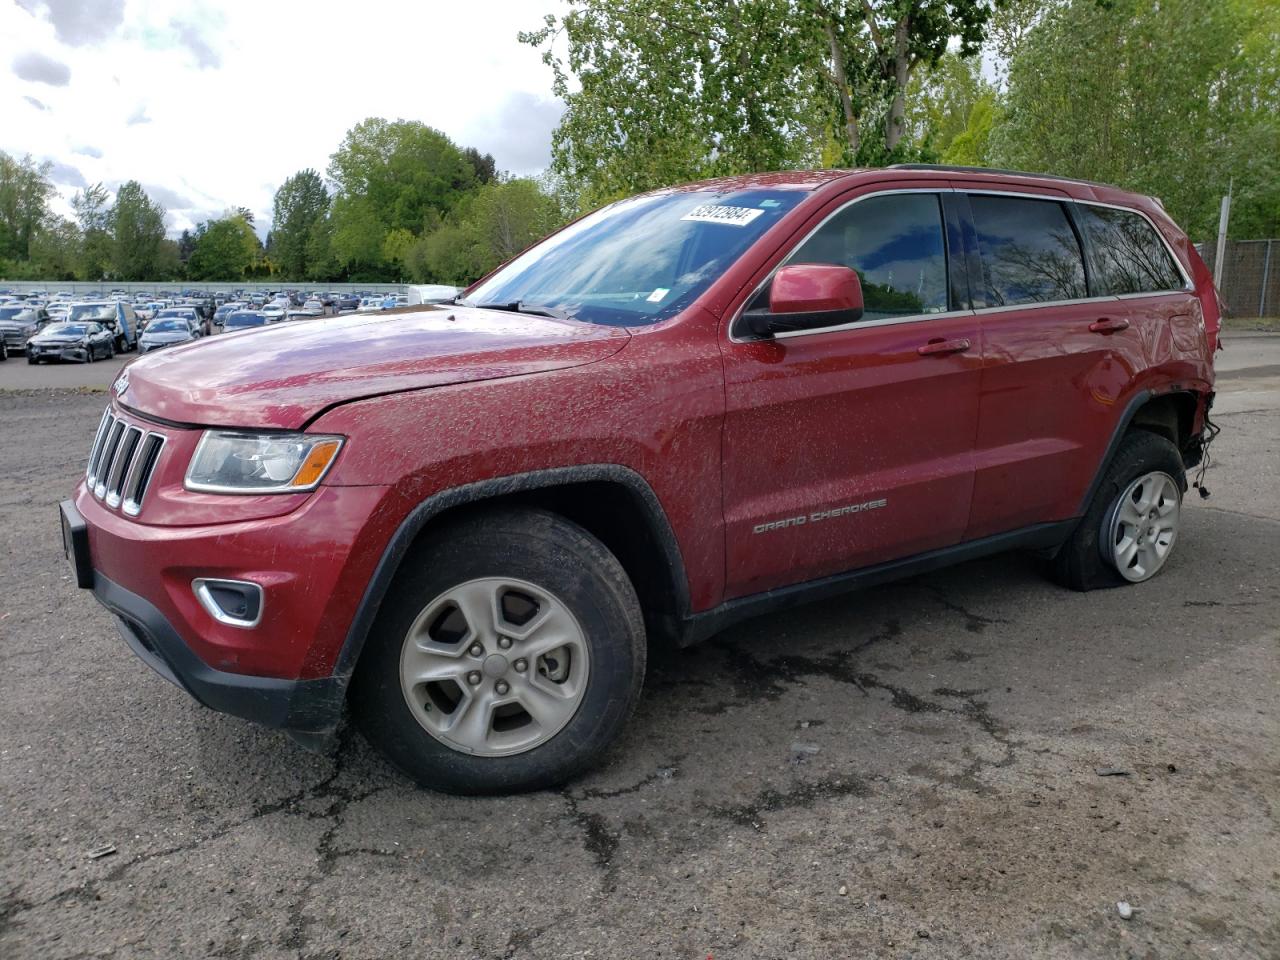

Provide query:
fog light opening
left=193, top=578, right=264, bottom=629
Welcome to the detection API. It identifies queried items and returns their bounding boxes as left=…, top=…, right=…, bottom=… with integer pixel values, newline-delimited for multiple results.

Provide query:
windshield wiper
left=470, top=300, right=573, bottom=321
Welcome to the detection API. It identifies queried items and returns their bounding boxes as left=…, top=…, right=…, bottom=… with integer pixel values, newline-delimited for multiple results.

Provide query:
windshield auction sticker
left=680, top=204, right=765, bottom=227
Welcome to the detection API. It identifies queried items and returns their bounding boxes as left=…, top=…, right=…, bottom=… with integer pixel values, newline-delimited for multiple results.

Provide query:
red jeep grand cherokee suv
left=60, top=165, right=1219, bottom=793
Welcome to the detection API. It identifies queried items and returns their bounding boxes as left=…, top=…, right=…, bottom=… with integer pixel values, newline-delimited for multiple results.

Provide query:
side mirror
left=744, top=263, right=864, bottom=338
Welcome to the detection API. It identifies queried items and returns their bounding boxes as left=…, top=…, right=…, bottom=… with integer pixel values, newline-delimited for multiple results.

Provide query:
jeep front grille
left=86, top=408, right=167, bottom=516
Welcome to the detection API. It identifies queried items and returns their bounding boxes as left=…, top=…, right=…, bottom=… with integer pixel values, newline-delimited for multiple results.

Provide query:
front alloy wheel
left=351, top=507, right=645, bottom=794
left=399, top=576, right=590, bottom=757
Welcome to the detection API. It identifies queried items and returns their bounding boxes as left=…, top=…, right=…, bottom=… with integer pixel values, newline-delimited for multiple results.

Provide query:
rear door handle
left=1088, top=317, right=1130, bottom=334
left=917, top=337, right=971, bottom=356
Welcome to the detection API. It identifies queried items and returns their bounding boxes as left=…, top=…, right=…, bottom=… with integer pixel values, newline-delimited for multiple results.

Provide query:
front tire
left=350, top=507, right=646, bottom=794
left=1052, top=430, right=1186, bottom=590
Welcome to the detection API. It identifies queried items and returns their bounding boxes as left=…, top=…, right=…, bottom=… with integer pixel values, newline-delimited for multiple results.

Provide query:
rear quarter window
left=969, top=195, right=1088, bottom=306
left=1073, top=204, right=1185, bottom=295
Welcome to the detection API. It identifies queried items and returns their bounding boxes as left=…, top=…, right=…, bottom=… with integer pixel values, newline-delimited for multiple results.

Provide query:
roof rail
left=888, top=163, right=1121, bottom=191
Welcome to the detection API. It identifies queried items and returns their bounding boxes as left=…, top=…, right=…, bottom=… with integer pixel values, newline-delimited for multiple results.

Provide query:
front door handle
left=917, top=337, right=972, bottom=356
left=1088, top=317, right=1130, bottom=334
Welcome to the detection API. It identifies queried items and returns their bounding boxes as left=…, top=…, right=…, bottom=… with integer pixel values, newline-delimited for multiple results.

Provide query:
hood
left=119, top=305, right=630, bottom=429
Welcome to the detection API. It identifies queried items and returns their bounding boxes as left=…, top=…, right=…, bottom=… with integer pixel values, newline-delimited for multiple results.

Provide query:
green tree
left=27, top=216, right=82, bottom=280
left=304, top=215, right=339, bottom=282
left=521, top=0, right=1000, bottom=205
left=186, top=213, right=260, bottom=280
left=902, top=52, right=994, bottom=159
left=326, top=118, right=476, bottom=275
left=410, top=178, right=565, bottom=284
left=73, top=183, right=112, bottom=280
left=269, top=169, right=330, bottom=279
left=463, top=147, right=498, bottom=185
left=0, top=152, right=54, bottom=265
left=942, top=91, right=999, bottom=165
left=108, top=181, right=167, bottom=280
left=991, top=0, right=1279, bottom=240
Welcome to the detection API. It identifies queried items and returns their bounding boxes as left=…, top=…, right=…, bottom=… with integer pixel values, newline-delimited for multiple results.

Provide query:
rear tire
left=1051, top=430, right=1186, bottom=591
left=350, top=507, right=646, bottom=794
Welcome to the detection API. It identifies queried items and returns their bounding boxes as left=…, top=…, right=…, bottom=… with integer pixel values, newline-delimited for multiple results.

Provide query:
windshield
left=226, top=313, right=265, bottom=328
left=0, top=306, right=30, bottom=321
left=159, top=309, right=194, bottom=318
left=68, top=304, right=116, bottom=323
left=47, top=323, right=90, bottom=336
left=148, top=319, right=188, bottom=333
left=463, top=189, right=805, bottom=326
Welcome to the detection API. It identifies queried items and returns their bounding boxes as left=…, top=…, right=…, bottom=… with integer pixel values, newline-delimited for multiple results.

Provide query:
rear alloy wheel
left=351, top=508, right=645, bottom=794
left=1106, top=471, right=1180, bottom=583
left=1051, top=430, right=1186, bottom=590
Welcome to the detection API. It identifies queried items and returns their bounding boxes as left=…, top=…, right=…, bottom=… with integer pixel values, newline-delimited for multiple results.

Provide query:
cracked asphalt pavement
left=2, top=347, right=1278, bottom=959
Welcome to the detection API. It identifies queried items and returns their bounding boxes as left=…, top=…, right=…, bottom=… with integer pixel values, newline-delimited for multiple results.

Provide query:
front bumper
left=99, top=571, right=345, bottom=736
left=62, top=466, right=392, bottom=738
left=29, top=343, right=88, bottom=361
left=62, top=498, right=345, bottom=738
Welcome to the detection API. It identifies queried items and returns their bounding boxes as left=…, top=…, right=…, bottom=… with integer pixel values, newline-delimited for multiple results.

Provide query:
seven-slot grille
left=85, top=407, right=166, bottom=516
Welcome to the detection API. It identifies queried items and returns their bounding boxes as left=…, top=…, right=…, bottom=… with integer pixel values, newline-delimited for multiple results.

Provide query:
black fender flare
left=331, top=464, right=692, bottom=679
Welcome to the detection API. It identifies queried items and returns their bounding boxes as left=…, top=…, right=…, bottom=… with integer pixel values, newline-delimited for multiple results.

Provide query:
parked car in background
left=213, top=303, right=242, bottom=329
left=335, top=293, right=360, bottom=312
left=67, top=301, right=137, bottom=352
left=260, top=304, right=289, bottom=324
left=27, top=321, right=115, bottom=363
left=153, top=306, right=203, bottom=334
left=298, top=298, right=334, bottom=318
left=135, top=302, right=166, bottom=324
left=138, top=318, right=201, bottom=354
left=222, top=310, right=268, bottom=332
left=356, top=297, right=383, bottom=313
left=0, top=304, right=50, bottom=355
left=407, top=284, right=461, bottom=305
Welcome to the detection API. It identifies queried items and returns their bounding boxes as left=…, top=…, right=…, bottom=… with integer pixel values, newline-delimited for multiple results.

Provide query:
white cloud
left=12, top=50, right=71, bottom=85
left=16, top=0, right=126, bottom=46
left=0, top=0, right=568, bottom=236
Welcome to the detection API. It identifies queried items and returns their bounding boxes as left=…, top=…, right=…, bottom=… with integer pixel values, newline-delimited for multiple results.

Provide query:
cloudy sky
left=1, top=0, right=567, bottom=237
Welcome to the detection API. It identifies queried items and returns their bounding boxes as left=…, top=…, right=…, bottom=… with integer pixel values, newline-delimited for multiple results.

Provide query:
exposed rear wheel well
left=1128, top=392, right=1200, bottom=465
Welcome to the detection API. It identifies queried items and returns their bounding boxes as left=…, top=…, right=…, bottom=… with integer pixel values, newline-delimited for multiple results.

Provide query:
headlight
left=185, top=431, right=344, bottom=494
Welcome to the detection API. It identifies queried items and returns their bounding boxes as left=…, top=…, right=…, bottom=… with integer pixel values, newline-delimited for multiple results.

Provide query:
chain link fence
left=1197, top=239, right=1278, bottom=319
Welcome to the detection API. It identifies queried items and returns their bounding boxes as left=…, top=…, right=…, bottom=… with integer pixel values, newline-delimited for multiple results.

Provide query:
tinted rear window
left=787, top=192, right=949, bottom=321
left=1073, top=204, right=1184, bottom=295
left=969, top=195, right=1087, bottom=306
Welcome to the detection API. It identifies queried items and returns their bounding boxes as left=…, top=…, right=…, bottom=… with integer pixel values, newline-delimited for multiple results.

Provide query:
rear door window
left=968, top=195, right=1087, bottom=306
left=1073, top=204, right=1185, bottom=295
left=787, top=193, right=950, bottom=322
